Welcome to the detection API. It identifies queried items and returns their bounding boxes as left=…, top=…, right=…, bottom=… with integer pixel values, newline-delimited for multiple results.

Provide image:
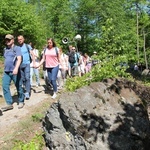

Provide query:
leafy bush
left=65, top=55, right=131, bottom=91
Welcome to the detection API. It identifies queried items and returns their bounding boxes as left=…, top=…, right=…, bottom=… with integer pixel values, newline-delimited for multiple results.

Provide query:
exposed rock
left=142, top=69, right=150, bottom=76
left=43, top=78, right=150, bottom=150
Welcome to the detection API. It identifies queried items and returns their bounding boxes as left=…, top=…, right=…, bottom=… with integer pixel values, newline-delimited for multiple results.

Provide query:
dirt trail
left=0, top=79, right=57, bottom=145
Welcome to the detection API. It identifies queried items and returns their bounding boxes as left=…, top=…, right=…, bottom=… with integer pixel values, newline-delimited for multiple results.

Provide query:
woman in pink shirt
left=36, top=38, right=60, bottom=99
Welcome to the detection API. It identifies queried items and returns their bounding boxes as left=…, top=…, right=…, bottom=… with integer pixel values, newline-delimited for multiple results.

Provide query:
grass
left=0, top=97, right=51, bottom=150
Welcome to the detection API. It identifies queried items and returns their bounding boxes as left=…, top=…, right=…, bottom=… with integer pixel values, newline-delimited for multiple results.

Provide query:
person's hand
left=13, top=68, right=18, bottom=75
left=34, top=63, right=40, bottom=68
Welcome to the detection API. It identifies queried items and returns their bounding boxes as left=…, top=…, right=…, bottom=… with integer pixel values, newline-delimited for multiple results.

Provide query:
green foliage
left=31, top=113, right=44, bottom=122
left=65, top=55, right=131, bottom=91
left=0, top=0, right=47, bottom=51
left=1, top=0, right=150, bottom=62
left=90, top=56, right=130, bottom=82
left=65, top=73, right=91, bottom=91
left=12, top=133, right=44, bottom=150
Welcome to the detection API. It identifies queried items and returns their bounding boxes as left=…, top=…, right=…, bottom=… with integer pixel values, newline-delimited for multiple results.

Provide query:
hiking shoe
left=24, top=92, right=30, bottom=100
left=51, top=93, right=57, bottom=99
left=1, top=105, right=13, bottom=112
left=18, top=103, right=24, bottom=109
left=57, top=86, right=62, bottom=90
left=36, top=84, right=40, bottom=87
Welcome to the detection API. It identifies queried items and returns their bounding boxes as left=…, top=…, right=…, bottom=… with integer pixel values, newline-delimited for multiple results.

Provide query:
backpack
left=69, top=52, right=77, bottom=64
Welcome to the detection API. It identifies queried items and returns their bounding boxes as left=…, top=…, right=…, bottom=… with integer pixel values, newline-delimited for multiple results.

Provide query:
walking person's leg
left=47, top=68, right=52, bottom=88
left=68, top=63, right=71, bottom=77
left=1, top=72, right=13, bottom=111
left=47, top=65, right=59, bottom=99
left=60, top=69, right=66, bottom=87
left=57, top=69, right=62, bottom=89
left=74, top=65, right=79, bottom=76
left=20, top=67, right=25, bottom=90
left=44, top=69, right=51, bottom=89
left=13, top=71, right=25, bottom=109
left=30, top=67, right=33, bottom=86
left=24, top=64, right=31, bottom=99
left=34, top=68, right=40, bottom=86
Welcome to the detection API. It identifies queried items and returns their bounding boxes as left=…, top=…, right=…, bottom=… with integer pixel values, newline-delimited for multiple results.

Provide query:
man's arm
left=13, top=56, right=22, bottom=75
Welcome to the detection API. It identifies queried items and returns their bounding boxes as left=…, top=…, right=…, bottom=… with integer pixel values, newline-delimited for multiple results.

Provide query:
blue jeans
left=20, top=64, right=30, bottom=93
left=2, top=71, right=24, bottom=105
left=47, top=65, right=59, bottom=92
left=30, top=67, right=40, bottom=85
left=71, top=65, right=79, bottom=76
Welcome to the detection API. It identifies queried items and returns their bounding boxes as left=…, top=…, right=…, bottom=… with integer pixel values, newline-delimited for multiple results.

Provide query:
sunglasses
left=5, top=39, right=11, bottom=41
left=72, top=49, right=76, bottom=50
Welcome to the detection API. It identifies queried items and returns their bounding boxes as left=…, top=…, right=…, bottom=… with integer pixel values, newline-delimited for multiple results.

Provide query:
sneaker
left=51, top=93, right=57, bottom=99
left=1, top=105, right=13, bottom=112
left=57, top=86, right=62, bottom=90
left=36, top=84, right=40, bottom=87
left=24, top=92, right=30, bottom=100
left=18, top=103, right=24, bottom=109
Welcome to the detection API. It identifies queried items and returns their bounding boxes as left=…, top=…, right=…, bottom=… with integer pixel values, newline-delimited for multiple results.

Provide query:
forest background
left=1, top=0, right=150, bottom=149
left=0, top=0, right=150, bottom=68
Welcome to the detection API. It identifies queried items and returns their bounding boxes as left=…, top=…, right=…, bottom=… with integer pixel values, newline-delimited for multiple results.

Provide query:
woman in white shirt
left=30, top=43, right=40, bottom=87
left=57, top=48, right=69, bottom=88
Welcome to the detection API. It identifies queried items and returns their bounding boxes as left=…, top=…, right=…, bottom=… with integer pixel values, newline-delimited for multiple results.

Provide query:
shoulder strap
left=25, top=44, right=30, bottom=53
left=55, top=47, right=58, bottom=55
left=12, top=45, right=16, bottom=55
left=12, top=45, right=17, bottom=63
left=55, top=47, right=59, bottom=58
left=43, top=48, right=46, bottom=54
left=76, top=52, right=80, bottom=62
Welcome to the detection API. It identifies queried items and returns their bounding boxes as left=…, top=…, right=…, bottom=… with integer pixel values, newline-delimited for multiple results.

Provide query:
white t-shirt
left=30, top=49, right=39, bottom=67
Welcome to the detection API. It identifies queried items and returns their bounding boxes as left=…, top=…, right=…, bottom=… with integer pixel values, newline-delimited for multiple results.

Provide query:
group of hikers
left=1, top=34, right=99, bottom=112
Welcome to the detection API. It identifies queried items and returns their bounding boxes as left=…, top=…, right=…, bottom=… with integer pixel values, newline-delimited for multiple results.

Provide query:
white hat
left=5, top=34, right=14, bottom=39
left=93, top=51, right=97, bottom=54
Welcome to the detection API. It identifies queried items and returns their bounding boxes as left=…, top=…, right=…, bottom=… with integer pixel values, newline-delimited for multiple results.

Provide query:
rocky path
left=0, top=79, right=58, bottom=146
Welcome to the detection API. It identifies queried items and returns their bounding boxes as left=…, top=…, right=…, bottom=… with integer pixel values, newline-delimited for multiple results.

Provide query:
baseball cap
left=5, top=34, right=14, bottom=40
left=93, top=51, right=97, bottom=54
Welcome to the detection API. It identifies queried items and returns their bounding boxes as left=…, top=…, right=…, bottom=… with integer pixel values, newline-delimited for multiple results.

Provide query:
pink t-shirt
left=45, top=47, right=59, bottom=68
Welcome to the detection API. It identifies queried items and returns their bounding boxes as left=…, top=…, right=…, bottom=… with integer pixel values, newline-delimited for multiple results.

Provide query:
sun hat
left=5, top=34, right=14, bottom=40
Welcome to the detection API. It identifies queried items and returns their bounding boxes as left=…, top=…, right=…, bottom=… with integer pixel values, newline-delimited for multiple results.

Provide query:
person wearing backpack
left=17, top=35, right=36, bottom=100
left=1, top=34, right=25, bottom=111
left=36, top=38, right=60, bottom=99
left=69, top=47, right=80, bottom=77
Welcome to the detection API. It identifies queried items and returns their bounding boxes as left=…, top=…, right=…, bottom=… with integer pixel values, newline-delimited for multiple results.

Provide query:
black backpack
left=69, top=52, right=76, bottom=64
